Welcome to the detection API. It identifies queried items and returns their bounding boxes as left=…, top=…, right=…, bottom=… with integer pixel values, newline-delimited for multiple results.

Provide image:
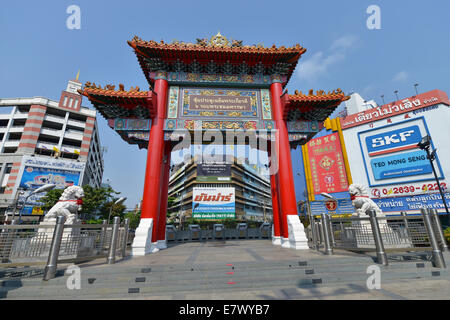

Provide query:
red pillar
left=156, top=141, right=171, bottom=243
left=270, top=172, right=282, bottom=240
left=140, top=78, right=168, bottom=243
left=270, top=81, right=298, bottom=239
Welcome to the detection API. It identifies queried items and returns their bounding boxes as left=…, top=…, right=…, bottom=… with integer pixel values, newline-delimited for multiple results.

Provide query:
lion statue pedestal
left=32, top=186, right=85, bottom=254
left=348, top=184, right=411, bottom=249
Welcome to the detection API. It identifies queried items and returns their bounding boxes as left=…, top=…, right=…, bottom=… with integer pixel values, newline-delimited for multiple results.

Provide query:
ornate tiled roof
left=285, top=89, right=350, bottom=121
left=128, top=33, right=307, bottom=86
left=78, top=82, right=154, bottom=119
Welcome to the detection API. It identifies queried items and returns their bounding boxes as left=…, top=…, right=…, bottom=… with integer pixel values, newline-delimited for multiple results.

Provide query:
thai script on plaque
left=190, top=95, right=252, bottom=111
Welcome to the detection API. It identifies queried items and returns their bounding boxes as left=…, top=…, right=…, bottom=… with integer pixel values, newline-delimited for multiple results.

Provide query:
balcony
left=13, top=112, right=29, bottom=119
left=64, top=130, right=83, bottom=140
left=3, top=141, right=20, bottom=148
left=36, top=142, right=58, bottom=151
left=61, top=144, right=81, bottom=154
left=67, top=119, right=86, bottom=129
left=40, top=128, right=63, bottom=137
left=44, top=114, right=65, bottom=124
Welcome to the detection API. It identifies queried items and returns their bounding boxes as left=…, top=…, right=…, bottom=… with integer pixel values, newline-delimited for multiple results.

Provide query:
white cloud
left=298, top=35, right=358, bottom=82
left=392, top=71, right=409, bottom=82
left=330, top=35, right=358, bottom=51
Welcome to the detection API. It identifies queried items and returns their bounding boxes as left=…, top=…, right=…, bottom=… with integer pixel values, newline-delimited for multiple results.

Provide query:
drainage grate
left=431, top=271, right=440, bottom=277
left=88, top=278, right=96, bottom=284
left=298, top=261, right=307, bottom=266
left=312, top=279, right=322, bottom=284
left=135, top=277, right=146, bottom=283
left=128, top=288, right=140, bottom=293
left=141, top=268, right=151, bottom=273
left=305, top=269, right=315, bottom=275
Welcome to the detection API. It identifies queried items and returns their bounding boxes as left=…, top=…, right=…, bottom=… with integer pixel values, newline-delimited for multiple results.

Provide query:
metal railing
left=0, top=218, right=130, bottom=280
left=311, top=208, right=447, bottom=268
left=165, top=224, right=272, bottom=243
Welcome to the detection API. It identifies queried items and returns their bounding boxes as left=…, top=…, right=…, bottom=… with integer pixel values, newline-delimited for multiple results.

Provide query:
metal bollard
left=310, top=215, right=318, bottom=250
left=429, top=209, right=448, bottom=252
left=421, top=208, right=446, bottom=268
left=400, top=211, right=410, bottom=236
left=99, top=219, right=107, bottom=251
left=107, top=217, right=120, bottom=265
left=320, top=213, right=333, bottom=255
left=367, top=209, right=388, bottom=266
left=121, top=218, right=130, bottom=258
left=327, top=214, right=336, bottom=246
left=43, top=216, right=66, bottom=281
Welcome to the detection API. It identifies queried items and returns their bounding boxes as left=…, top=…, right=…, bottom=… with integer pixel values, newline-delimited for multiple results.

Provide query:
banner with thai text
left=192, top=187, right=235, bottom=220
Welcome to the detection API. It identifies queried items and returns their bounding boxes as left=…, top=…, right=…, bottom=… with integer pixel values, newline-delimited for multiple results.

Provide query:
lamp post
left=11, top=188, right=25, bottom=223
left=417, top=135, right=449, bottom=224
left=108, top=197, right=127, bottom=224
left=18, top=184, right=56, bottom=224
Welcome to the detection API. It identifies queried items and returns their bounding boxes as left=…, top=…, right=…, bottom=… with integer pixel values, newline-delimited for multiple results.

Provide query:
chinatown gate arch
left=80, top=33, right=349, bottom=255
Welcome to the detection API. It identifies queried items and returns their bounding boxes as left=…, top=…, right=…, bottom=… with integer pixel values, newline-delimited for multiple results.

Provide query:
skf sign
left=366, top=125, right=422, bottom=156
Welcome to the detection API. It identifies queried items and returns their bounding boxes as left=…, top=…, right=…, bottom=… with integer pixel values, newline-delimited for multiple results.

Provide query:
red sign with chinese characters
left=306, top=132, right=349, bottom=195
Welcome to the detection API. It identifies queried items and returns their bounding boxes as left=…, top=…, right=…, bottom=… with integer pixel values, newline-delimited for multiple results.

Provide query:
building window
left=68, top=98, right=73, bottom=109
left=5, top=163, right=12, bottom=174
left=73, top=99, right=79, bottom=109
left=63, top=96, right=68, bottom=107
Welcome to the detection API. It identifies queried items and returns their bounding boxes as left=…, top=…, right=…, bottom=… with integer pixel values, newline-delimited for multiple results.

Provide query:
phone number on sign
left=371, top=183, right=447, bottom=197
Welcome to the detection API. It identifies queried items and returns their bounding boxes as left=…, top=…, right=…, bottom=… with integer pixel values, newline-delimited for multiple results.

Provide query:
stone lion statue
left=348, top=184, right=384, bottom=217
left=43, top=186, right=84, bottom=224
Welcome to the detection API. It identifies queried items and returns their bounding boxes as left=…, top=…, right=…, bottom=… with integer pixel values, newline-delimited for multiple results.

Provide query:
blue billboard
left=17, top=156, right=85, bottom=216
left=370, top=150, right=432, bottom=180
left=365, top=125, right=422, bottom=156
left=372, top=193, right=450, bottom=215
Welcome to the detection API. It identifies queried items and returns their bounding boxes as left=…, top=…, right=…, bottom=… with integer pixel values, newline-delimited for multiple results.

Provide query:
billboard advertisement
left=17, top=156, right=85, bottom=215
left=306, top=132, right=349, bottom=194
left=340, top=89, right=449, bottom=129
left=358, top=117, right=444, bottom=195
left=341, top=89, right=449, bottom=213
left=197, top=162, right=231, bottom=177
left=192, top=187, right=235, bottom=220
left=196, top=162, right=232, bottom=182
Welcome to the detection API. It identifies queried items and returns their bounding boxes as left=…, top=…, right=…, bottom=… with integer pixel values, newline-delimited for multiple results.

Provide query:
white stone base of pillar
left=156, top=239, right=167, bottom=249
left=272, top=236, right=282, bottom=245
left=131, top=218, right=158, bottom=256
left=287, top=215, right=309, bottom=250
left=281, top=237, right=290, bottom=248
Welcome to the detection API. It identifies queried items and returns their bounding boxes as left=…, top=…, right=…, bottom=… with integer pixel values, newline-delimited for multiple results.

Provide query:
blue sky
left=1, top=0, right=449, bottom=208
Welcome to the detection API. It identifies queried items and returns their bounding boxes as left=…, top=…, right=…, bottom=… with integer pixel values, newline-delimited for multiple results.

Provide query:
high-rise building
left=0, top=77, right=104, bottom=222
left=168, top=157, right=272, bottom=222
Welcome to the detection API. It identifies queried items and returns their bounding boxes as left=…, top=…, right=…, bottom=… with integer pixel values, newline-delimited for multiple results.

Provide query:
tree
left=124, top=210, right=141, bottom=230
left=38, top=185, right=121, bottom=220
left=99, top=199, right=127, bottom=221
left=80, top=185, right=120, bottom=217
left=40, top=189, right=64, bottom=211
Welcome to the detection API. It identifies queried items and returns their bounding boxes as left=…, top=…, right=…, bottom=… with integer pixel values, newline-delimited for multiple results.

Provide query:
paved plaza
left=1, top=239, right=449, bottom=299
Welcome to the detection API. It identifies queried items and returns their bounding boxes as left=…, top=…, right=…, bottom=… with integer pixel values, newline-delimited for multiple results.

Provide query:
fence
left=166, top=224, right=272, bottom=242
left=309, top=208, right=447, bottom=268
left=0, top=217, right=130, bottom=280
